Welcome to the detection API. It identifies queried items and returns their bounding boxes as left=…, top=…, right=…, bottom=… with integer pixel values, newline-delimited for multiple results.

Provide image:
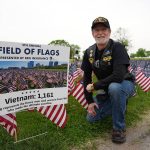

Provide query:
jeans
left=86, top=80, right=135, bottom=130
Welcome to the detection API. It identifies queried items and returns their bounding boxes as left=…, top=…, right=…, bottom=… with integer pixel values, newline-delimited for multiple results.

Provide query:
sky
left=0, top=0, right=150, bottom=56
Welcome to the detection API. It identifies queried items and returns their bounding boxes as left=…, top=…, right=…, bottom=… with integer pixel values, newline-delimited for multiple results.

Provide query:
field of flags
left=129, top=60, right=150, bottom=92
left=0, top=59, right=149, bottom=141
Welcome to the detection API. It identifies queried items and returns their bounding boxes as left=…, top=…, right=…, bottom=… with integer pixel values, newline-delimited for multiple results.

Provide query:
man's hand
left=87, top=103, right=99, bottom=116
left=86, top=83, right=94, bottom=92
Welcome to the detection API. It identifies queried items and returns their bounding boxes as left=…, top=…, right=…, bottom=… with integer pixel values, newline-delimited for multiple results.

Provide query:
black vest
left=86, top=39, right=115, bottom=79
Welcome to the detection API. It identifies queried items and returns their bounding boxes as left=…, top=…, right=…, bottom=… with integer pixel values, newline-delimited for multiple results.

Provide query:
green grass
left=0, top=87, right=150, bottom=150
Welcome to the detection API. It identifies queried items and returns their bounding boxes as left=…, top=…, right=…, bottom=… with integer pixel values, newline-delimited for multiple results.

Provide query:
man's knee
left=108, top=82, right=121, bottom=95
left=86, top=114, right=101, bottom=123
left=86, top=114, right=96, bottom=123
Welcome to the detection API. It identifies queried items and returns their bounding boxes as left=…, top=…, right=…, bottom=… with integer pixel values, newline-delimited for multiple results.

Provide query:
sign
left=0, top=41, right=70, bottom=115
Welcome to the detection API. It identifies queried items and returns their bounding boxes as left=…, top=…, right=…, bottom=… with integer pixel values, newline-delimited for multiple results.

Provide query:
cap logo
left=94, top=17, right=107, bottom=23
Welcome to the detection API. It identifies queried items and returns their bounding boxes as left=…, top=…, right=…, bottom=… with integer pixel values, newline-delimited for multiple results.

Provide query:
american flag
left=68, top=64, right=77, bottom=96
left=68, top=63, right=84, bottom=95
left=71, top=82, right=88, bottom=109
left=68, top=75, right=75, bottom=96
left=0, top=113, right=17, bottom=137
left=68, top=63, right=88, bottom=109
left=37, top=104, right=67, bottom=128
left=136, top=67, right=150, bottom=92
left=128, top=65, right=133, bottom=73
left=27, top=107, right=35, bottom=112
left=0, top=84, right=17, bottom=138
left=73, top=68, right=84, bottom=80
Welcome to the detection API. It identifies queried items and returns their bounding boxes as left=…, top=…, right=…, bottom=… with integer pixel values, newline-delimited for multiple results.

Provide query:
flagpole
left=15, top=130, right=17, bottom=142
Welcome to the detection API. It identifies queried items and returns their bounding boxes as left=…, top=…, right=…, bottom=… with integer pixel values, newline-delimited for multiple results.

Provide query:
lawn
left=0, top=87, right=150, bottom=150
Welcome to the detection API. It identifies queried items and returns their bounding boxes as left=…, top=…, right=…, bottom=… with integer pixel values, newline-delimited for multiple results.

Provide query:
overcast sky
left=0, top=0, right=150, bottom=55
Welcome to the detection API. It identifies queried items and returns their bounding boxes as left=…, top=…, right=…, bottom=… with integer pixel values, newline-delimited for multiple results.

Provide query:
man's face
left=92, top=24, right=111, bottom=45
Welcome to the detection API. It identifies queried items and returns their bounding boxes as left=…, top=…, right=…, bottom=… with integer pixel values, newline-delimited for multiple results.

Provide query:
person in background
left=81, top=16, right=135, bottom=143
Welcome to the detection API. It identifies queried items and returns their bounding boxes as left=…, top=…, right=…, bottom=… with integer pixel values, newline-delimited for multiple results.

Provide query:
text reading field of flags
left=0, top=60, right=150, bottom=140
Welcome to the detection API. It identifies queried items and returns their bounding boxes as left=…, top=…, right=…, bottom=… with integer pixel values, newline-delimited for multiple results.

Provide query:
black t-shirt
left=81, top=39, right=130, bottom=104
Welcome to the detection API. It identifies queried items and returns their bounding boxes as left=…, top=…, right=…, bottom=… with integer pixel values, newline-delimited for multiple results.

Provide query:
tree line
left=49, top=28, right=150, bottom=59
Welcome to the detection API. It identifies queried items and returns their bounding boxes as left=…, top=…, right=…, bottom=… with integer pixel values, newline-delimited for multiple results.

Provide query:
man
left=81, top=17, right=135, bottom=143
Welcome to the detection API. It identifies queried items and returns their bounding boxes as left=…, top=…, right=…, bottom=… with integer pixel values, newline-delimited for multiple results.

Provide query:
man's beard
left=95, top=37, right=109, bottom=45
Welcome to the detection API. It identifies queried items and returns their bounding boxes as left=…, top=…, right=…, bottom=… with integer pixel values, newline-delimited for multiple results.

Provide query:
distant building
left=49, top=61, right=53, bottom=66
left=54, top=61, right=58, bottom=66
left=28, top=61, right=34, bottom=68
left=36, top=63, right=41, bottom=67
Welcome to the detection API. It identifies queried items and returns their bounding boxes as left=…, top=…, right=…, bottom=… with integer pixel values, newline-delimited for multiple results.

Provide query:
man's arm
left=81, top=51, right=94, bottom=104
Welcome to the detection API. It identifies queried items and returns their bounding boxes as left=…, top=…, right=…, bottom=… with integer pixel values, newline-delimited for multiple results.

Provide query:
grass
left=0, top=87, right=150, bottom=150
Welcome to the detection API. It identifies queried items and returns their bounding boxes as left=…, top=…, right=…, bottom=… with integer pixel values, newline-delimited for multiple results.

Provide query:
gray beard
left=95, top=38, right=109, bottom=45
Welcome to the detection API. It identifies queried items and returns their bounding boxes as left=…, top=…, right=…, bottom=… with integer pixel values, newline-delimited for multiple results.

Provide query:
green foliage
left=113, top=27, right=132, bottom=51
left=136, top=48, right=146, bottom=57
left=131, top=57, right=150, bottom=60
left=49, top=39, right=81, bottom=59
left=49, top=39, right=70, bottom=47
left=130, top=48, right=150, bottom=58
left=146, top=51, right=150, bottom=56
left=70, top=44, right=81, bottom=60
left=0, top=88, right=150, bottom=149
left=130, top=53, right=137, bottom=58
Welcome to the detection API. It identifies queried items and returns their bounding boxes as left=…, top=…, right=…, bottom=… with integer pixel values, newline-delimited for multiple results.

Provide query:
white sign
left=0, top=41, right=70, bottom=115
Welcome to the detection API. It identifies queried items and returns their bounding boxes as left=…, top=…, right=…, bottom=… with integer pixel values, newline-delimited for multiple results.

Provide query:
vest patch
left=89, top=49, right=94, bottom=64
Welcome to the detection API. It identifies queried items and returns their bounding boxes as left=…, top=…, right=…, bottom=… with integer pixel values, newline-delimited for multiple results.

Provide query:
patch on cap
left=92, top=17, right=110, bottom=29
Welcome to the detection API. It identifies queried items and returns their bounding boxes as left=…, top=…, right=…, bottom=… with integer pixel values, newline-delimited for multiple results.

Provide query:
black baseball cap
left=91, top=17, right=110, bottom=29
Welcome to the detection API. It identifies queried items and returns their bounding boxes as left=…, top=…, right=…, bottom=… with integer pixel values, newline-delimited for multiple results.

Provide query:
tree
left=136, top=48, right=146, bottom=57
left=145, top=51, right=150, bottom=57
left=49, top=39, right=72, bottom=58
left=130, top=48, right=150, bottom=58
left=49, top=39, right=81, bottom=59
left=130, top=53, right=136, bottom=58
left=113, top=27, right=132, bottom=51
left=70, top=44, right=81, bottom=60
left=49, top=39, right=70, bottom=47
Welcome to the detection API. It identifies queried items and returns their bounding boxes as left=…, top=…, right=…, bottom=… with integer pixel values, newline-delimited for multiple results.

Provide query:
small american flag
left=72, top=82, right=88, bottom=109
left=73, top=68, right=84, bottom=80
left=136, top=67, right=150, bottom=92
left=128, top=65, right=133, bottom=73
left=37, top=104, right=67, bottom=128
left=0, top=84, right=17, bottom=138
left=68, top=75, right=75, bottom=96
left=0, top=113, right=17, bottom=137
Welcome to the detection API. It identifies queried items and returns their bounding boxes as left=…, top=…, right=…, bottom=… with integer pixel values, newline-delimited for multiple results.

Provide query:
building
left=49, top=61, right=53, bottom=67
left=54, top=61, right=58, bottom=66
left=28, top=61, right=34, bottom=68
left=36, top=63, right=41, bottom=67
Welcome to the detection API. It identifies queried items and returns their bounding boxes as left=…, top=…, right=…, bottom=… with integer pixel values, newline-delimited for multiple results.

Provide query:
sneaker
left=112, top=129, right=126, bottom=143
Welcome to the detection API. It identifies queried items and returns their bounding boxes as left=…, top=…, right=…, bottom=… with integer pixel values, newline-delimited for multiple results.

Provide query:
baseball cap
left=91, top=17, right=110, bottom=29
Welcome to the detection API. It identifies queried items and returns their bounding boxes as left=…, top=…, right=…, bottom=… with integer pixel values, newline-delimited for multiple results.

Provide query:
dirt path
left=80, top=110, right=150, bottom=150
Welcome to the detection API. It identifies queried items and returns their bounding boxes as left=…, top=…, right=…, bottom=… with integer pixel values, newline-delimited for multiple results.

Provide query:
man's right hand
left=87, top=102, right=99, bottom=116
left=86, top=83, right=94, bottom=92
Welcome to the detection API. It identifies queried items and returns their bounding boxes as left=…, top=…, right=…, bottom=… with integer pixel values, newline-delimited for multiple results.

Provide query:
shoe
left=112, top=129, right=126, bottom=143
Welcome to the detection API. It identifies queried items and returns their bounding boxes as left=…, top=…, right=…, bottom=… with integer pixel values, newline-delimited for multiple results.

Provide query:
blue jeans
left=86, top=80, right=135, bottom=130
